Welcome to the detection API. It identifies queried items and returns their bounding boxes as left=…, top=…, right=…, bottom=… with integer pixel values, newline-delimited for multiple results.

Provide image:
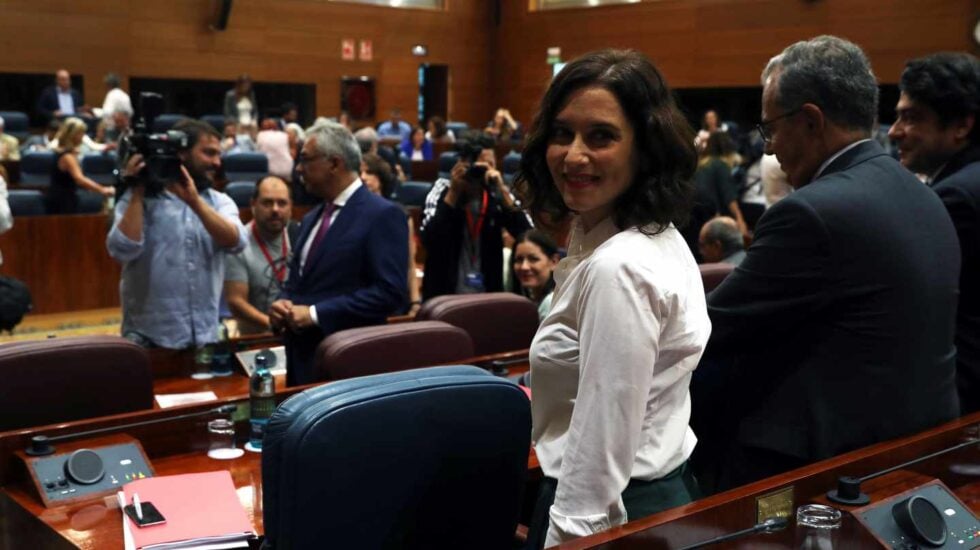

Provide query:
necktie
left=304, top=203, right=336, bottom=274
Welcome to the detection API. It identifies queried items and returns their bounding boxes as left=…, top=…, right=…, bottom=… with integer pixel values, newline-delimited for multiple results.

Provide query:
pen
left=133, top=492, right=143, bottom=521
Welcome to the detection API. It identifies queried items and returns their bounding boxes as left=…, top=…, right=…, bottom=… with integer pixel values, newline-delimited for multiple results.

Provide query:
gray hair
left=703, top=217, right=744, bottom=257
left=305, top=120, right=361, bottom=173
left=353, top=126, right=379, bottom=154
left=104, top=72, right=121, bottom=89
left=762, top=35, right=878, bottom=134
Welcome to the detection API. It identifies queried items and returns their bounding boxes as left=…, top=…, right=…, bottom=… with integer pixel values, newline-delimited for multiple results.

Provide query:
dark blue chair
left=437, top=151, right=459, bottom=180
left=20, top=151, right=56, bottom=186
left=391, top=181, right=433, bottom=208
left=224, top=181, right=255, bottom=208
left=76, top=190, right=104, bottom=214
left=502, top=151, right=521, bottom=185
left=445, top=121, right=469, bottom=137
left=81, top=153, right=118, bottom=185
left=151, top=114, right=188, bottom=134
left=261, top=365, right=531, bottom=550
left=0, top=111, right=30, bottom=142
left=8, top=189, right=45, bottom=216
left=222, top=152, right=268, bottom=183
left=201, top=114, right=227, bottom=133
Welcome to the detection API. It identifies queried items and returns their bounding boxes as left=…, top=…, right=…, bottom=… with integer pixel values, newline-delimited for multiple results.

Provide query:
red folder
left=121, top=470, right=255, bottom=549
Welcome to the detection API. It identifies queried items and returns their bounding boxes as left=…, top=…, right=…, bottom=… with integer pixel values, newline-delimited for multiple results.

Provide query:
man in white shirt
left=93, top=73, right=133, bottom=132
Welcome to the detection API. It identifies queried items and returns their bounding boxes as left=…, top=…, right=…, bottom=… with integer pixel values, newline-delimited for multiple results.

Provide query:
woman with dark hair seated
left=511, top=230, right=559, bottom=321
left=516, top=49, right=709, bottom=548
left=361, top=153, right=421, bottom=313
left=425, top=116, right=455, bottom=144
left=400, top=126, right=433, bottom=161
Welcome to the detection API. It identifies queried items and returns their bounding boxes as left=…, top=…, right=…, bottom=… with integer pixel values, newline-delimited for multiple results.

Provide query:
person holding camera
left=420, top=132, right=532, bottom=299
left=106, top=118, right=246, bottom=349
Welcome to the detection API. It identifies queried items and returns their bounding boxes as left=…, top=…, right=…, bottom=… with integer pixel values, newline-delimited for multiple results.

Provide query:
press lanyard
left=253, top=223, right=289, bottom=283
left=465, top=191, right=489, bottom=268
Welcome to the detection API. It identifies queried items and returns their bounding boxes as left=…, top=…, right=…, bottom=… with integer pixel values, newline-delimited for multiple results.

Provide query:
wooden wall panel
left=0, top=0, right=493, bottom=128
left=492, top=0, right=978, bottom=125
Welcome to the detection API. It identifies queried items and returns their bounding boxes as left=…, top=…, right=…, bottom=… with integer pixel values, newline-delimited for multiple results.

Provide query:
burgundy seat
left=416, top=293, right=538, bottom=356
left=0, top=336, right=153, bottom=431
left=699, top=262, right=736, bottom=293
left=314, top=321, right=474, bottom=382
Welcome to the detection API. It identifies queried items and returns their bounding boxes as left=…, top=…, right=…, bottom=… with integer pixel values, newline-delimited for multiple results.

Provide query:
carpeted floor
left=0, top=308, right=122, bottom=343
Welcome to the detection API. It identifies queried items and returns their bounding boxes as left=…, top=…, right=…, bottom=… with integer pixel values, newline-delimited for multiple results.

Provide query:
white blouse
left=530, top=216, right=710, bottom=547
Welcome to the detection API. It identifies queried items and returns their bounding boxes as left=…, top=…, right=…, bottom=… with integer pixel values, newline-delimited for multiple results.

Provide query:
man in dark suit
left=889, top=52, right=980, bottom=413
left=269, top=121, right=408, bottom=386
left=704, top=36, right=961, bottom=488
left=37, top=69, right=85, bottom=122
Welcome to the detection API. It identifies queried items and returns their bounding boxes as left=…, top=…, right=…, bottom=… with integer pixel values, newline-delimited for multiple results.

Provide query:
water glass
left=191, top=345, right=214, bottom=380
left=795, top=504, right=841, bottom=549
left=207, top=418, right=243, bottom=460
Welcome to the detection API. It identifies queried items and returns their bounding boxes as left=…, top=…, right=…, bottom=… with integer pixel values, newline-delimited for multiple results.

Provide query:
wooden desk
left=0, top=357, right=536, bottom=548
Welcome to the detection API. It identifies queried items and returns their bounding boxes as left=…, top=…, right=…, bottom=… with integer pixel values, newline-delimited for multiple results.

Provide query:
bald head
left=699, top=216, right=744, bottom=263
left=56, top=69, right=71, bottom=92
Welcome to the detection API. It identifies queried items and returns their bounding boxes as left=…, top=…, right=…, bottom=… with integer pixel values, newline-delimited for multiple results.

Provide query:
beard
left=186, top=166, right=213, bottom=192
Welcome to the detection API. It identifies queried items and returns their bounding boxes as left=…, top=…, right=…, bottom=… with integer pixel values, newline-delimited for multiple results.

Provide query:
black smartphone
left=124, top=501, right=166, bottom=527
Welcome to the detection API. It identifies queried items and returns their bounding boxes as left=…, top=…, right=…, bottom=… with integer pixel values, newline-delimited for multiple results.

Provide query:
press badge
left=464, top=272, right=485, bottom=291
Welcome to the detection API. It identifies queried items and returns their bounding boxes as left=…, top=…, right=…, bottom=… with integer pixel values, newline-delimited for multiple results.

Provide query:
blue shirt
left=377, top=120, right=412, bottom=142
left=57, top=90, right=75, bottom=115
left=107, top=188, right=246, bottom=349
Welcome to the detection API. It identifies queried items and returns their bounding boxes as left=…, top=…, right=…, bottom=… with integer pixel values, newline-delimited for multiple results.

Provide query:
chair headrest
left=416, top=293, right=538, bottom=356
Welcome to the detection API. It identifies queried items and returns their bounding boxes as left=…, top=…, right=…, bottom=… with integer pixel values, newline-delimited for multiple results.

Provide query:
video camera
left=122, top=92, right=188, bottom=195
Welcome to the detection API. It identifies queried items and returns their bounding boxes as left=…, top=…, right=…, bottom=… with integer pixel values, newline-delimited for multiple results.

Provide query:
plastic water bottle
left=247, top=353, right=276, bottom=451
left=211, top=323, right=233, bottom=376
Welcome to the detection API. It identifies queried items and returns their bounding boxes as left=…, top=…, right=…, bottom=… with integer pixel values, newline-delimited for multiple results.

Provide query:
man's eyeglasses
left=756, top=108, right=802, bottom=143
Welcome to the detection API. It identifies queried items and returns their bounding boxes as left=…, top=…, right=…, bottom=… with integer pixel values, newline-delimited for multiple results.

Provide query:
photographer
left=106, top=118, right=246, bottom=349
left=420, top=131, right=532, bottom=299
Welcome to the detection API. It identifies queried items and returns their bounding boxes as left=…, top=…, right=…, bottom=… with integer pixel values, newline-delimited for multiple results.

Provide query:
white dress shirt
left=94, top=87, right=133, bottom=128
left=530, top=216, right=710, bottom=547
left=299, top=178, right=363, bottom=325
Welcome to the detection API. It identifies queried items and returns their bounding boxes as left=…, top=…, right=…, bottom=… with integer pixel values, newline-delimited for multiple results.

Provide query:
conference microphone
left=26, top=404, right=239, bottom=456
left=826, top=437, right=980, bottom=506
left=676, top=517, right=788, bottom=549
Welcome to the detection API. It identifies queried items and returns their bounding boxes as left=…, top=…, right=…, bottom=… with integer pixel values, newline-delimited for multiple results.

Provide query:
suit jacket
left=419, top=179, right=532, bottom=299
left=280, top=185, right=408, bottom=386
left=37, top=86, right=82, bottom=120
left=706, top=140, right=960, bottom=464
left=932, top=145, right=980, bottom=413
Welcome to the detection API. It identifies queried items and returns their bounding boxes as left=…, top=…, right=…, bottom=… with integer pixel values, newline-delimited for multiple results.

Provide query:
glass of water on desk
left=207, top=418, right=244, bottom=460
left=796, top=503, right=841, bottom=549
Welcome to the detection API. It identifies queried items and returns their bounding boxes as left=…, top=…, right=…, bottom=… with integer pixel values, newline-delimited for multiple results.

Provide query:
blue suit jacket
left=37, top=86, right=83, bottom=120
left=281, top=185, right=408, bottom=385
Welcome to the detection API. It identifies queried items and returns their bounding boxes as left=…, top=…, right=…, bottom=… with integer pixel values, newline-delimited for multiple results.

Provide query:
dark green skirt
left=524, top=461, right=701, bottom=550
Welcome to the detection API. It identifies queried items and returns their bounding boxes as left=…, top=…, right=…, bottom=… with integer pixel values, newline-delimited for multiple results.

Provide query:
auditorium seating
left=201, top=113, right=227, bottom=133
left=502, top=151, right=521, bottom=184
left=391, top=180, right=433, bottom=208
left=416, top=293, right=539, bottom=356
left=8, top=189, right=45, bottom=216
left=0, top=336, right=154, bottom=431
left=0, top=110, right=30, bottom=141
left=313, top=320, right=474, bottom=381
left=437, top=150, right=458, bottom=179
left=222, top=152, right=268, bottom=182
left=19, top=150, right=56, bottom=186
left=699, top=262, right=736, bottom=292
left=80, top=153, right=118, bottom=185
left=224, top=181, right=255, bottom=208
left=76, top=190, right=104, bottom=214
left=445, top=121, right=469, bottom=136
left=151, top=114, right=188, bottom=133
left=261, top=365, right=530, bottom=550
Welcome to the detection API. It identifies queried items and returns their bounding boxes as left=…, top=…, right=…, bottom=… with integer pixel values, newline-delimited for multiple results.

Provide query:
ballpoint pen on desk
left=133, top=492, right=143, bottom=521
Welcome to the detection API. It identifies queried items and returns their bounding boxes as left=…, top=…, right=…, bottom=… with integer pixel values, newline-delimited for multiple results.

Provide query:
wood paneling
left=0, top=0, right=493, bottom=127
left=492, top=0, right=978, bottom=125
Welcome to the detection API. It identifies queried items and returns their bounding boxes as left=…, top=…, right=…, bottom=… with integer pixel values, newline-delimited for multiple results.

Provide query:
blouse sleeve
left=546, top=258, right=666, bottom=546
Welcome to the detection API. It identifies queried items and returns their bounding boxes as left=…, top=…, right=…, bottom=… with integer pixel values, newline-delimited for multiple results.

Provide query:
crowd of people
left=0, top=36, right=977, bottom=550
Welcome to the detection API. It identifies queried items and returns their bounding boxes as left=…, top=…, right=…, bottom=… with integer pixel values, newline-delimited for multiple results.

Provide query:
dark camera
left=456, top=138, right=488, bottom=182
left=122, top=92, right=188, bottom=194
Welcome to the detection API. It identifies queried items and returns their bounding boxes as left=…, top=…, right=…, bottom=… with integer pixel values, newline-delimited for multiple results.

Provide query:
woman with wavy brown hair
left=516, top=49, right=710, bottom=548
